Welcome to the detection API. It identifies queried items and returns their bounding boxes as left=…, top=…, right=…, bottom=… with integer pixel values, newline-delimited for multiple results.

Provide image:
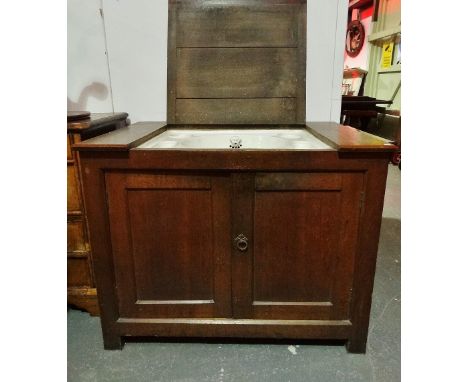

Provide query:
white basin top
left=138, top=129, right=332, bottom=150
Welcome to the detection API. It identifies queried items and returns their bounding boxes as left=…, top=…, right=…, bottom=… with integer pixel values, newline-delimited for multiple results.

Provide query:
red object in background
left=360, top=5, right=374, bottom=19
left=346, top=20, right=365, bottom=57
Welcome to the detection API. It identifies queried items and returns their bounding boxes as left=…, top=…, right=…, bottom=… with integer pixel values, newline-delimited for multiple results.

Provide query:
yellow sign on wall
left=381, top=41, right=394, bottom=69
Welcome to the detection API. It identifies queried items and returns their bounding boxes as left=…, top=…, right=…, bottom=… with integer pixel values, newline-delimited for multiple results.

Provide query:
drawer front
left=67, top=134, right=73, bottom=160
left=68, top=258, right=92, bottom=287
left=67, top=219, right=87, bottom=253
left=67, top=164, right=81, bottom=212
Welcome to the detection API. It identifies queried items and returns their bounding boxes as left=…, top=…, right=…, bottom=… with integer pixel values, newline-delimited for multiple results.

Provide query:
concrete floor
left=68, top=165, right=400, bottom=382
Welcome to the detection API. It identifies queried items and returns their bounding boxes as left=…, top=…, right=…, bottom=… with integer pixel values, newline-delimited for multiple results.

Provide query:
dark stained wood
left=170, top=0, right=306, bottom=4
left=77, top=157, right=123, bottom=349
left=78, top=137, right=394, bottom=352
left=74, top=0, right=395, bottom=353
left=175, top=98, right=297, bottom=124
left=249, top=172, right=363, bottom=320
left=346, top=160, right=389, bottom=352
left=175, top=4, right=299, bottom=48
left=67, top=258, right=93, bottom=287
left=295, top=6, right=307, bottom=122
left=176, top=48, right=298, bottom=98
left=305, top=122, right=398, bottom=152
left=104, top=172, right=232, bottom=319
left=115, top=318, right=352, bottom=339
left=255, top=172, right=342, bottom=191
left=168, top=0, right=306, bottom=124
left=230, top=173, right=255, bottom=319
left=74, top=122, right=397, bottom=154
left=73, top=122, right=167, bottom=151
left=67, top=112, right=129, bottom=316
left=67, top=112, right=128, bottom=132
left=67, top=111, right=91, bottom=121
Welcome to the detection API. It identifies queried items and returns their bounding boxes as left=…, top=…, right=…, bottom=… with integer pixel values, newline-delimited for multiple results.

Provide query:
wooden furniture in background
left=67, top=112, right=128, bottom=315
left=341, top=95, right=392, bottom=131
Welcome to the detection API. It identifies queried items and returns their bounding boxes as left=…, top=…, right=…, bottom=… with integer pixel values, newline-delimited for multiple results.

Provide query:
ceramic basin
left=138, top=129, right=332, bottom=150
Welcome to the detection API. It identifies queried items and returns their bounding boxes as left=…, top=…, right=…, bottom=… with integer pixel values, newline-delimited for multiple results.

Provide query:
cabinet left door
left=105, top=172, right=232, bottom=319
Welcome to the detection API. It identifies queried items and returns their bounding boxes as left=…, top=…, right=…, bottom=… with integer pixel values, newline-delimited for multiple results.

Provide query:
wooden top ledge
left=73, top=121, right=397, bottom=152
left=305, top=122, right=397, bottom=152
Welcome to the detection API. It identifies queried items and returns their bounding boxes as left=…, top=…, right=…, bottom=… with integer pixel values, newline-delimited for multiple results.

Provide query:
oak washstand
left=74, top=122, right=396, bottom=353
left=73, top=0, right=397, bottom=353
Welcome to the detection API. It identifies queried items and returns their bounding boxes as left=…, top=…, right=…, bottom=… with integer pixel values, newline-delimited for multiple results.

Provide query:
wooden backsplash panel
left=175, top=5, right=299, bottom=48
left=168, top=0, right=306, bottom=124
left=176, top=48, right=298, bottom=98
left=175, top=98, right=296, bottom=124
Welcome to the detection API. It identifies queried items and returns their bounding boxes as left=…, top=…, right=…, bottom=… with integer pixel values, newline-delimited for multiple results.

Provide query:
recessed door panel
left=232, top=172, right=363, bottom=320
left=253, top=190, right=341, bottom=303
left=127, top=189, right=214, bottom=301
left=105, top=172, right=232, bottom=319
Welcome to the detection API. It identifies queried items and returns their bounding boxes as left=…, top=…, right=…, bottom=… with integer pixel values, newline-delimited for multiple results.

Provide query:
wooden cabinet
left=105, top=172, right=232, bottom=319
left=103, top=171, right=363, bottom=322
left=76, top=121, right=396, bottom=353
left=73, top=0, right=397, bottom=353
left=67, top=112, right=128, bottom=315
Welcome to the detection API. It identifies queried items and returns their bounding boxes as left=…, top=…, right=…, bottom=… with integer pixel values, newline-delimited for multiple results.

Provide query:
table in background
left=341, top=95, right=392, bottom=131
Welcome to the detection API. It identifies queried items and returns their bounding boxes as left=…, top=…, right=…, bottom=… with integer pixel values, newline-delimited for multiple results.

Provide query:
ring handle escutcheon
left=233, top=234, right=248, bottom=252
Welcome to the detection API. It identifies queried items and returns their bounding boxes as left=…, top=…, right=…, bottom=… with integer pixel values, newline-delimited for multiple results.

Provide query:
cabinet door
left=105, top=172, right=232, bottom=319
left=231, top=172, right=363, bottom=320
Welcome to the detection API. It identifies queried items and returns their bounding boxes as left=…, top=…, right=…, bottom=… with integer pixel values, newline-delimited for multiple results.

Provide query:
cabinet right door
left=231, top=172, right=364, bottom=320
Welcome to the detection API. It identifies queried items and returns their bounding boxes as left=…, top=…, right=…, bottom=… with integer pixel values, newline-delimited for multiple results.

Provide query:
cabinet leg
left=103, top=333, right=123, bottom=350
left=346, top=338, right=367, bottom=354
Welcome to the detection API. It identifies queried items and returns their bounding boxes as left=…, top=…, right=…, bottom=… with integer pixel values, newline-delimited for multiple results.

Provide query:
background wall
left=68, top=0, right=347, bottom=123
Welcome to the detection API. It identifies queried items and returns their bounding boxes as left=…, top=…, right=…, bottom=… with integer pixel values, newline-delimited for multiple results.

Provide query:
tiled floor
left=68, top=165, right=401, bottom=382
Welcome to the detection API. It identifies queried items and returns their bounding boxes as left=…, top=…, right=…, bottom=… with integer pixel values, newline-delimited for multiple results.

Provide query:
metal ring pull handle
left=234, top=234, right=248, bottom=252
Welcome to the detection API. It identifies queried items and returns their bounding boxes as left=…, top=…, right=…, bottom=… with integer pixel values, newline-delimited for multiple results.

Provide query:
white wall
left=68, top=0, right=347, bottom=123
left=307, top=0, right=347, bottom=122
left=67, top=0, right=113, bottom=112
left=102, top=0, right=168, bottom=121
